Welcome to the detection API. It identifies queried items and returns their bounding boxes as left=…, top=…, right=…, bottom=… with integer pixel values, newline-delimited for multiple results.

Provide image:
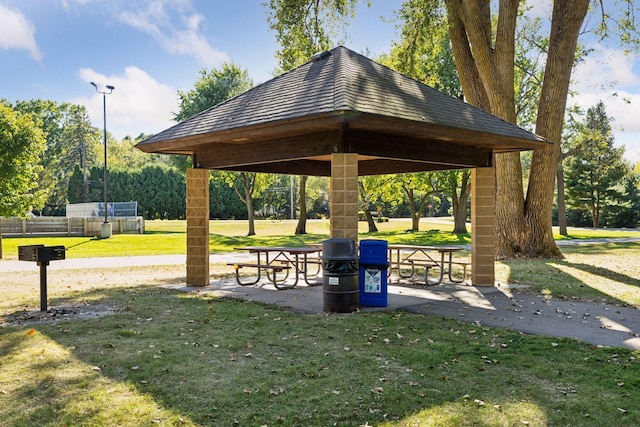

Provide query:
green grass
left=497, top=242, right=640, bottom=306
left=2, top=218, right=638, bottom=259
left=2, top=220, right=640, bottom=425
left=2, top=285, right=640, bottom=426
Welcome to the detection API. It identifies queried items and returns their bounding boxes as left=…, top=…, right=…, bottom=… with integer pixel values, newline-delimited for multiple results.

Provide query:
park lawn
left=1, top=283, right=640, bottom=427
left=1, top=218, right=639, bottom=260
left=2, top=222, right=640, bottom=425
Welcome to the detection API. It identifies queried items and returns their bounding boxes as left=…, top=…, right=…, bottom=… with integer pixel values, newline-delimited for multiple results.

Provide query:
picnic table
left=388, top=244, right=469, bottom=285
left=230, top=246, right=322, bottom=289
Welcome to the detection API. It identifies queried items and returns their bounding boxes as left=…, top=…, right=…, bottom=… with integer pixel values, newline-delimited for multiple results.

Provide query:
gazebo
left=136, top=46, right=548, bottom=286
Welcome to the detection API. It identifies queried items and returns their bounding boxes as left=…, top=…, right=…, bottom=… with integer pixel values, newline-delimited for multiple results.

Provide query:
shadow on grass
left=361, top=230, right=471, bottom=246
left=209, top=233, right=328, bottom=251
left=3, top=284, right=640, bottom=426
left=141, top=229, right=186, bottom=235
left=503, top=245, right=640, bottom=306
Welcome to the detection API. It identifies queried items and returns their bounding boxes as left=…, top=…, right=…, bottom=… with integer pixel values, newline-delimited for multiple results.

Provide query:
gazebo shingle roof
left=137, top=46, right=548, bottom=176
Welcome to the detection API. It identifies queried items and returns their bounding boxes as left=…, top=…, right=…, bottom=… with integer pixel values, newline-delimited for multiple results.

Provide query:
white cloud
left=572, top=46, right=640, bottom=91
left=0, top=4, right=42, bottom=61
left=73, top=66, right=178, bottom=139
left=117, top=0, right=228, bottom=67
left=569, top=45, right=640, bottom=162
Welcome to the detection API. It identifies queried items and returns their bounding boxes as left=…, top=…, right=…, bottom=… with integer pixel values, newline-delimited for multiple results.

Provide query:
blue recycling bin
left=359, top=239, right=389, bottom=307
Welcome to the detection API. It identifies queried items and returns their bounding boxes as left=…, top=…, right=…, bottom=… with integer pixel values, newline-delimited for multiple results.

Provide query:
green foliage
left=174, top=63, right=253, bottom=122
left=210, top=172, right=247, bottom=219
left=109, top=134, right=173, bottom=171
left=564, top=102, right=629, bottom=228
left=0, top=103, right=46, bottom=216
left=378, top=0, right=459, bottom=96
left=366, top=173, right=439, bottom=231
left=266, top=0, right=358, bottom=73
left=13, top=100, right=101, bottom=213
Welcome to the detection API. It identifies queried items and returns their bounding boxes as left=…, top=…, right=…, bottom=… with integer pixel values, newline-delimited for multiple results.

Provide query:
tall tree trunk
left=233, top=172, right=256, bottom=236
left=448, top=0, right=588, bottom=259
left=358, top=180, right=378, bottom=233
left=452, top=171, right=471, bottom=234
left=557, top=160, right=568, bottom=236
left=592, top=200, right=600, bottom=228
left=524, top=0, right=589, bottom=258
left=404, top=187, right=420, bottom=231
left=295, top=175, right=307, bottom=235
left=246, top=193, right=256, bottom=236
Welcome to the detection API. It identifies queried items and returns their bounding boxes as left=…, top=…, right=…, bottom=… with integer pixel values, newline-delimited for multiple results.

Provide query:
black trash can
left=322, top=238, right=359, bottom=313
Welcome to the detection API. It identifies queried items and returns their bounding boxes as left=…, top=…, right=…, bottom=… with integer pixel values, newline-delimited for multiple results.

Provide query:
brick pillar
left=471, top=167, right=495, bottom=286
left=186, top=168, right=210, bottom=286
left=330, top=153, right=359, bottom=242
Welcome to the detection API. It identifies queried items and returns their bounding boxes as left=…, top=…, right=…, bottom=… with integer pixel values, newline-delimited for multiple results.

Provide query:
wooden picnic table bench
left=232, top=246, right=323, bottom=289
left=388, top=244, right=468, bottom=285
left=227, top=262, right=291, bottom=286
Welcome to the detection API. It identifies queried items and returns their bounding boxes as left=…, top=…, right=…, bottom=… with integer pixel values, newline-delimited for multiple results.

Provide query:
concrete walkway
left=165, top=278, right=640, bottom=350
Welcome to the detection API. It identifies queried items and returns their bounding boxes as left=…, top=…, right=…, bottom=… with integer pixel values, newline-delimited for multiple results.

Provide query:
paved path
left=165, top=279, right=640, bottom=350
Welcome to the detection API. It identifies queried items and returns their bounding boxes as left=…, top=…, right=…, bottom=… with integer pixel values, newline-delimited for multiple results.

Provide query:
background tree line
left=2, top=1, right=639, bottom=244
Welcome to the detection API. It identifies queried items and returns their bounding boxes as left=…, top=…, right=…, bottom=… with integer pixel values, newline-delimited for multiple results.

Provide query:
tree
left=174, top=63, right=260, bottom=234
left=12, top=100, right=100, bottom=214
left=175, top=64, right=253, bottom=122
left=0, top=103, right=47, bottom=216
left=221, top=172, right=275, bottom=236
left=109, top=134, right=173, bottom=171
left=564, top=102, right=627, bottom=228
left=295, top=176, right=309, bottom=234
left=266, top=1, right=639, bottom=253
left=359, top=179, right=378, bottom=233
left=368, top=172, right=439, bottom=231
left=266, top=0, right=358, bottom=234
left=266, top=0, right=358, bottom=74
left=447, top=1, right=640, bottom=258
left=439, top=169, right=471, bottom=233
left=0, top=102, right=46, bottom=258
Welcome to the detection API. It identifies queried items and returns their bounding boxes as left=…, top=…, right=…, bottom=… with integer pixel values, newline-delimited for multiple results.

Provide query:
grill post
left=38, top=261, right=49, bottom=312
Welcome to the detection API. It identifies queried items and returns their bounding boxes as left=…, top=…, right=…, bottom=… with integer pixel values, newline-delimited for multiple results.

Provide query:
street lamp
left=90, top=82, right=115, bottom=238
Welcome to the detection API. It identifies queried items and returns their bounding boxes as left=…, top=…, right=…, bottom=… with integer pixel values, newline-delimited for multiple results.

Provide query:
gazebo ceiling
left=136, top=46, right=549, bottom=176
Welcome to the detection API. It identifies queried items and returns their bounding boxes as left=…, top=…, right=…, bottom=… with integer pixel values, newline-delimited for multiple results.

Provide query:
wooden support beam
left=346, top=129, right=493, bottom=168
left=195, top=131, right=340, bottom=169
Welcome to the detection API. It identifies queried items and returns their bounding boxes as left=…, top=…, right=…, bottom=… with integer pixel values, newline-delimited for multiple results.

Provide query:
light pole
left=90, top=82, right=115, bottom=238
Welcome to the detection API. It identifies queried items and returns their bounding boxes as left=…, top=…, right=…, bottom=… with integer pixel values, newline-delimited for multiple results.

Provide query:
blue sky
left=1, top=0, right=639, bottom=162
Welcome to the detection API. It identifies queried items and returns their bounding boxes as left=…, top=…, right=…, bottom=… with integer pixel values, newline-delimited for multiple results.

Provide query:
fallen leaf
left=618, top=407, right=628, bottom=414
left=372, top=387, right=384, bottom=394
left=92, top=366, right=101, bottom=372
left=474, top=399, right=485, bottom=406
left=243, top=388, right=253, bottom=394
left=25, top=329, right=37, bottom=336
